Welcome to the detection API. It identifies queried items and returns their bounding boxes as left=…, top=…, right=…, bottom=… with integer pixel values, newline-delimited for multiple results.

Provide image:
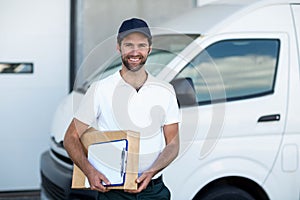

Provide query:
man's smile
left=128, top=56, right=141, bottom=63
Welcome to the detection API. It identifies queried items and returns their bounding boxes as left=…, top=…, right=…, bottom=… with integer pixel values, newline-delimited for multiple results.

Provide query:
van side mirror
left=170, top=77, right=197, bottom=107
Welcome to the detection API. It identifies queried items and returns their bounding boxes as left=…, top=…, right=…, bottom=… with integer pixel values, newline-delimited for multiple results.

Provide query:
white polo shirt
left=75, top=71, right=180, bottom=175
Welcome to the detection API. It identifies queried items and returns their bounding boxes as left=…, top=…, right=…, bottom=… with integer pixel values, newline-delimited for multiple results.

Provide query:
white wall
left=0, top=0, right=69, bottom=190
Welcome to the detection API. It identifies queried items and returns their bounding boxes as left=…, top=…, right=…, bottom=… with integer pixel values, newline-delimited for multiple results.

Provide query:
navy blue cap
left=117, top=18, right=152, bottom=41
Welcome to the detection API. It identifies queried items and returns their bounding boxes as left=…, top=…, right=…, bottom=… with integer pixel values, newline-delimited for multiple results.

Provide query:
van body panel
left=286, top=4, right=300, bottom=133
left=165, top=136, right=282, bottom=199
left=163, top=31, right=290, bottom=198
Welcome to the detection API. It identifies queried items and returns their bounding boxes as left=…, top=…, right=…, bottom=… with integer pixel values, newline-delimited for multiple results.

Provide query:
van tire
left=195, top=185, right=256, bottom=200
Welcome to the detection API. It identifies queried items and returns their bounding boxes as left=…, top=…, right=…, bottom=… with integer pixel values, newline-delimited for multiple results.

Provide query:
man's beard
left=121, top=53, right=148, bottom=72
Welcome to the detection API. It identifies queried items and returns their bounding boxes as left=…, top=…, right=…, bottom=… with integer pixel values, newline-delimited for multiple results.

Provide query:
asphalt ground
left=0, top=190, right=40, bottom=200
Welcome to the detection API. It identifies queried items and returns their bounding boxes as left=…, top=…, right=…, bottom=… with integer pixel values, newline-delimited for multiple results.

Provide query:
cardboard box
left=71, top=128, right=140, bottom=190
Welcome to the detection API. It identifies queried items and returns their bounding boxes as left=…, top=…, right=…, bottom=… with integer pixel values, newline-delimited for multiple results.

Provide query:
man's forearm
left=63, top=118, right=93, bottom=175
left=147, top=137, right=179, bottom=176
left=63, top=119, right=111, bottom=191
left=148, top=123, right=180, bottom=175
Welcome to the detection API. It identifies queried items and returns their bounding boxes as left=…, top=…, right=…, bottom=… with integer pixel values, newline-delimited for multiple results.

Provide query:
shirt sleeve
left=74, top=82, right=98, bottom=126
left=164, top=85, right=181, bottom=125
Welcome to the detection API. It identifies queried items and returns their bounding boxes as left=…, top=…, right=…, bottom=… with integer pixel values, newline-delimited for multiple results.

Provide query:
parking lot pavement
left=0, top=190, right=40, bottom=200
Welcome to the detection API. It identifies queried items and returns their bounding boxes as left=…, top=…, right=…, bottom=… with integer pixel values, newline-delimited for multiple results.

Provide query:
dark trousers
left=97, top=176, right=170, bottom=200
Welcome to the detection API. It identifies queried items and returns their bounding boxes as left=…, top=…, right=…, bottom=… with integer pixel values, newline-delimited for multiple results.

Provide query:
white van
left=40, top=0, right=300, bottom=199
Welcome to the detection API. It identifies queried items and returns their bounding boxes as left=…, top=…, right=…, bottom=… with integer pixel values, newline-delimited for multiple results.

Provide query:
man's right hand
left=86, top=167, right=111, bottom=193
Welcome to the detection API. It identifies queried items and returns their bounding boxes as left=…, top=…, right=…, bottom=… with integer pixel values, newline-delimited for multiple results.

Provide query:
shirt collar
left=115, top=70, right=155, bottom=87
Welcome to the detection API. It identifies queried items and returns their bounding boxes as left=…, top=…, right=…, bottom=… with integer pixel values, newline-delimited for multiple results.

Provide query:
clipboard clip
left=120, top=147, right=128, bottom=177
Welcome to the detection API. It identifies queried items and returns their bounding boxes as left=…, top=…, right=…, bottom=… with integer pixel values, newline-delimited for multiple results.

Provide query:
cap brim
left=118, top=28, right=152, bottom=40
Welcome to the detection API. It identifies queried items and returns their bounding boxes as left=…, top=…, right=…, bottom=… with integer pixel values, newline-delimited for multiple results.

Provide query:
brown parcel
left=71, top=128, right=140, bottom=190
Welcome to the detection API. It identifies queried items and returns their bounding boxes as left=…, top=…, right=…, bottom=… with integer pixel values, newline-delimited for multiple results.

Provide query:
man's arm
left=63, top=118, right=111, bottom=192
left=126, top=123, right=179, bottom=193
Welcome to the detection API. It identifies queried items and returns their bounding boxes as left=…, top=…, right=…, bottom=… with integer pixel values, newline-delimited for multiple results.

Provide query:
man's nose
left=129, top=46, right=140, bottom=54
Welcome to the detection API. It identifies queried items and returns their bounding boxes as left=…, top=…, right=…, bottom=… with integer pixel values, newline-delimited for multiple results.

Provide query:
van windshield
left=76, top=34, right=199, bottom=93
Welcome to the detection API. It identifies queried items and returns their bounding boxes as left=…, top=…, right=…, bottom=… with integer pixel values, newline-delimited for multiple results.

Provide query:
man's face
left=118, top=32, right=152, bottom=72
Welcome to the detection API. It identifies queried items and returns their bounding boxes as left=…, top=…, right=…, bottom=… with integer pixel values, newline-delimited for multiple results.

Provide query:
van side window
left=175, top=39, right=280, bottom=105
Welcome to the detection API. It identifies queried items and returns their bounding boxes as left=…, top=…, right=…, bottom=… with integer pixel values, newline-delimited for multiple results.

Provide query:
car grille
left=41, top=172, right=68, bottom=200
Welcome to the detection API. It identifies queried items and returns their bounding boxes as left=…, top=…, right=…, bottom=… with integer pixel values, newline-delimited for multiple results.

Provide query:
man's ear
left=117, top=44, right=121, bottom=53
left=148, top=46, right=152, bottom=54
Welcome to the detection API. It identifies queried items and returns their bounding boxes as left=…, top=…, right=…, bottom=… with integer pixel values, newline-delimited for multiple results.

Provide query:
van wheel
left=195, top=185, right=256, bottom=200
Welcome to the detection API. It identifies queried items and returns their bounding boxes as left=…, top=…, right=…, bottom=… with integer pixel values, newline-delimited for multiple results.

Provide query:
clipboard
left=71, top=128, right=140, bottom=190
left=85, top=139, right=128, bottom=187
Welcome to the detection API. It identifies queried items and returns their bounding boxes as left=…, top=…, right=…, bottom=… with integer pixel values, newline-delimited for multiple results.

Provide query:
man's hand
left=86, top=167, right=111, bottom=193
left=124, top=171, right=155, bottom=193
left=125, top=123, right=179, bottom=194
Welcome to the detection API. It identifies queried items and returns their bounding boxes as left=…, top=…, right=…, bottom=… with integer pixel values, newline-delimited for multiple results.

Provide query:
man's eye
left=139, top=44, right=148, bottom=48
left=123, top=43, right=148, bottom=50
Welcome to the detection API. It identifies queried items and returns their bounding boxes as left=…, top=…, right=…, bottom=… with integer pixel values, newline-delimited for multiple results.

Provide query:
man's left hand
left=124, top=171, right=154, bottom=193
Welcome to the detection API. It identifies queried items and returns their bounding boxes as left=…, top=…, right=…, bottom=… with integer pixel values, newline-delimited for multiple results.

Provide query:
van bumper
left=40, top=150, right=97, bottom=200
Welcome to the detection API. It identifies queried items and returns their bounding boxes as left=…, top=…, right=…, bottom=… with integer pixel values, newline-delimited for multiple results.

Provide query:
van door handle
left=258, top=114, right=280, bottom=122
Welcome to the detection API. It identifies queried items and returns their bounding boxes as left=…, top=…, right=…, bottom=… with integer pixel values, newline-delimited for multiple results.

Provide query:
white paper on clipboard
left=85, top=139, right=128, bottom=187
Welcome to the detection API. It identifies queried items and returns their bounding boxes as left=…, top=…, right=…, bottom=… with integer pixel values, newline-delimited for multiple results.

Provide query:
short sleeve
left=164, top=86, right=181, bottom=125
left=74, top=82, right=98, bottom=126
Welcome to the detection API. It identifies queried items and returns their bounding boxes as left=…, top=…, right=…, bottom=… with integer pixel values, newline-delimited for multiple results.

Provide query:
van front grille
left=41, top=172, right=68, bottom=200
